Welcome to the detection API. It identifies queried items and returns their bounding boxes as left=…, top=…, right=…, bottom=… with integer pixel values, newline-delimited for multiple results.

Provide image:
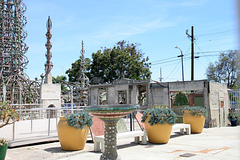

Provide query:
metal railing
left=228, top=89, right=240, bottom=113
left=1, top=107, right=85, bottom=142
left=1, top=104, right=145, bottom=145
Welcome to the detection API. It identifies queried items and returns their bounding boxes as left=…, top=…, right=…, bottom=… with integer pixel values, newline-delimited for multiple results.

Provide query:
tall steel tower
left=0, top=0, right=40, bottom=104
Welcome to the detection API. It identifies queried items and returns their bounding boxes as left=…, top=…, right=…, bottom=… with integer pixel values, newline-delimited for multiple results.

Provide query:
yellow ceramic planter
left=183, top=110, right=205, bottom=133
left=57, top=117, right=89, bottom=150
left=144, top=116, right=173, bottom=143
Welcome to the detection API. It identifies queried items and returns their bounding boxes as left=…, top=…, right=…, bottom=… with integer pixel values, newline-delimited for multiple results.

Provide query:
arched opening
left=47, top=104, right=56, bottom=118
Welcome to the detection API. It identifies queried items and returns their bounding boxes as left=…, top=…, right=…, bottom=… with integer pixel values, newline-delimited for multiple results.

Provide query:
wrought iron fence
left=228, top=89, right=240, bottom=113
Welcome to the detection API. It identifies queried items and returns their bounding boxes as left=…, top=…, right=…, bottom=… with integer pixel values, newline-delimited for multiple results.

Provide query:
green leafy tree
left=66, top=40, right=151, bottom=83
left=66, top=58, right=91, bottom=82
left=52, top=75, right=68, bottom=93
left=206, top=50, right=240, bottom=88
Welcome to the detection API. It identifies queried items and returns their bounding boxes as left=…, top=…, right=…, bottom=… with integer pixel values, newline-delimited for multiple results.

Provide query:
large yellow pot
left=144, top=116, right=173, bottom=143
left=57, top=117, right=89, bottom=150
left=183, top=110, right=205, bottom=133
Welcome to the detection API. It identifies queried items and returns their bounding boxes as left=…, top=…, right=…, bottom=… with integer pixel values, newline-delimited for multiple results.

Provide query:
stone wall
left=209, top=82, right=229, bottom=127
left=88, top=79, right=229, bottom=127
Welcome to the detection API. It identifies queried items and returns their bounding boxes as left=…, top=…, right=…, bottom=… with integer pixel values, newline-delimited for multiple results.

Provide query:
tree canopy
left=52, top=75, right=68, bottom=93
left=66, top=58, right=91, bottom=82
left=66, top=40, right=151, bottom=84
left=206, top=50, right=240, bottom=88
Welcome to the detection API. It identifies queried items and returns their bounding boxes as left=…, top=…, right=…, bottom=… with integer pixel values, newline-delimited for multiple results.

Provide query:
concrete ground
left=5, top=126, right=240, bottom=160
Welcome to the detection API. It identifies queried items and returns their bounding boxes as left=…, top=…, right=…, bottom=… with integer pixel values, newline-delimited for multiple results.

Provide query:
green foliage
left=206, top=50, right=240, bottom=89
left=228, top=109, right=239, bottom=121
left=183, top=106, right=207, bottom=117
left=0, top=138, right=7, bottom=146
left=173, top=91, right=189, bottom=106
left=52, top=75, right=68, bottom=93
left=141, top=106, right=177, bottom=126
left=66, top=40, right=151, bottom=83
left=65, top=110, right=93, bottom=129
left=0, top=101, right=19, bottom=128
left=66, top=58, right=92, bottom=82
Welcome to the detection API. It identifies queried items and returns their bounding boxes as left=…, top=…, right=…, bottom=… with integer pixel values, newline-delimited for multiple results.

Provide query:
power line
left=165, top=62, right=180, bottom=80
left=150, top=56, right=179, bottom=63
left=194, top=42, right=212, bottom=63
left=198, top=54, right=227, bottom=57
left=151, top=54, right=191, bottom=66
left=195, top=50, right=230, bottom=54
left=196, top=28, right=239, bottom=37
left=151, top=58, right=179, bottom=66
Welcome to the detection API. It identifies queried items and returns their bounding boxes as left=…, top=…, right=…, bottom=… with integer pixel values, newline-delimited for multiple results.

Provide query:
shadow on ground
left=44, top=147, right=73, bottom=153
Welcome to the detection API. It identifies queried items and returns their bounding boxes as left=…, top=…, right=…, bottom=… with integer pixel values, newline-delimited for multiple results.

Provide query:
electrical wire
left=150, top=56, right=179, bottom=63
left=165, top=61, right=180, bottom=80
left=194, top=42, right=212, bottom=63
left=196, top=28, right=239, bottom=37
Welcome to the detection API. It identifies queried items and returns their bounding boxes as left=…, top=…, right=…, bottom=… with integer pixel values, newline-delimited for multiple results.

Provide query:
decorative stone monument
left=40, top=16, right=61, bottom=109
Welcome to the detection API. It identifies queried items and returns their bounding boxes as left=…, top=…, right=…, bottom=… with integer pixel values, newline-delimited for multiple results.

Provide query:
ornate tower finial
left=80, top=40, right=86, bottom=73
left=44, top=16, right=53, bottom=84
left=76, top=40, right=89, bottom=104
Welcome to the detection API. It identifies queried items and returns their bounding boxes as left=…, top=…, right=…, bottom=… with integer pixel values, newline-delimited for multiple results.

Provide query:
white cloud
left=90, top=17, right=176, bottom=41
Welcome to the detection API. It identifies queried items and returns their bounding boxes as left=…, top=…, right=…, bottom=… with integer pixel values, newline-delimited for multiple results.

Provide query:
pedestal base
left=100, top=120, right=118, bottom=160
left=86, top=104, right=139, bottom=160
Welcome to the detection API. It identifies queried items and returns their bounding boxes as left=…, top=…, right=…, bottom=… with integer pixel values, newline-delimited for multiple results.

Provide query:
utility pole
left=191, top=26, right=194, bottom=81
left=186, top=26, right=195, bottom=81
left=175, top=46, right=184, bottom=82
left=160, top=67, right=163, bottom=82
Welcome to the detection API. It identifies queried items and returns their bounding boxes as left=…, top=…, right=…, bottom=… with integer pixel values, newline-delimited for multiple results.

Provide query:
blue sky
left=23, top=0, right=239, bottom=82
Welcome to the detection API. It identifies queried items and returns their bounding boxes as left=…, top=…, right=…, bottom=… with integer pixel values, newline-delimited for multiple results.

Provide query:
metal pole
left=71, top=88, right=73, bottom=113
left=48, top=109, right=50, bottom=136
left=56, top=108, right=58, bottom=129
left=181, top=50, right=184, bottom=82
left=31, top=110, right=33, bottom=133
left=12, top=122, right=15, bottom=141
left=175, top=46, right=184, bottom=82
left=130, top=113, right=132, bottom=131
left=191, top=26, right=194, bottom=81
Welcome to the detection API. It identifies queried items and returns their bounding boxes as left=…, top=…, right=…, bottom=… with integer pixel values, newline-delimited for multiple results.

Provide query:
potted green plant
left=57, top=110, right=93, bottom=150
left=141, top=105, right=177, bottom=143
left=0, top=101, right=19, bottom=160
left=228, top=108, right=239, bottom=126
left=182, top=106, right=207, bottom=133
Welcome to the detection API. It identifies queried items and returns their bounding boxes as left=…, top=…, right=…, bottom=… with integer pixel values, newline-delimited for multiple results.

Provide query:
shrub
left=228, top=108, right=239, bottom=121
left=182, top=106, right=207, bottom=117
left=65, top=110, right=93, bottom=129
left=173, top=91, right=189, bottom=106
left=141, top=106, right=177, bottom=126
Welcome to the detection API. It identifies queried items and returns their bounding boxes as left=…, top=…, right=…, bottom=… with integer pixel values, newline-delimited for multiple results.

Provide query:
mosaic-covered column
left=86, top=104, right=139, bottom=160
left=101, top=120, right=118, bottom=160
